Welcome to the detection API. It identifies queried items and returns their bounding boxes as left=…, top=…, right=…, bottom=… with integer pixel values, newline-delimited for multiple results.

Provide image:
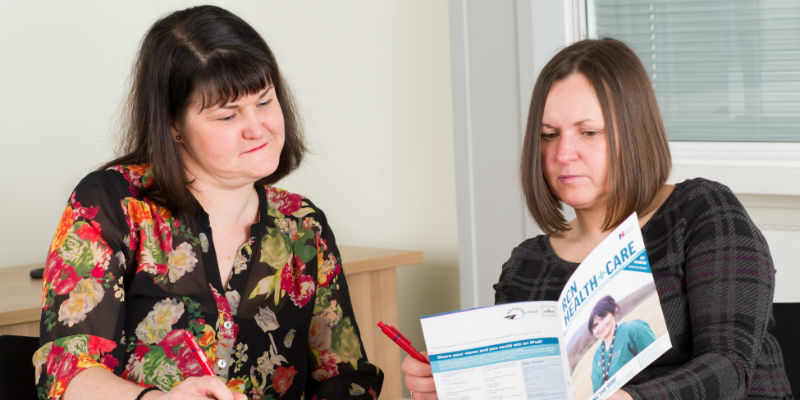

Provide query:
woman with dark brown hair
left=34, top=5, right=382, bottom=400
left=402, top=38, right=791, bottom=399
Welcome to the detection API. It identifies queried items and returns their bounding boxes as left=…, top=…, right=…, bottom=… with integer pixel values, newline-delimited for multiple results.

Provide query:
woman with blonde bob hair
left=402, top=38, right=792, bottom=399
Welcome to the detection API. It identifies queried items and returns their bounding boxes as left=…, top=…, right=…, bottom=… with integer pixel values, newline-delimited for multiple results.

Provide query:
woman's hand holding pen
left=145, top=376, right=247, bottom=400
left=143, top=331, right=249, bottom=399
left=401, top=353, right=438, bottom=399
left=377, top=322, right=435, bottom=398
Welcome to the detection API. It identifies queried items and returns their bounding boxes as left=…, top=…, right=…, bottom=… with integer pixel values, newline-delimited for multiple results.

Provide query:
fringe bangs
left=195, top=51, right=274, bottom=110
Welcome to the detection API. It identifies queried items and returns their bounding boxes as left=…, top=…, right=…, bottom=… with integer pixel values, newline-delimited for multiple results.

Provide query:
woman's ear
left=170, top=120, right=182, bottom=142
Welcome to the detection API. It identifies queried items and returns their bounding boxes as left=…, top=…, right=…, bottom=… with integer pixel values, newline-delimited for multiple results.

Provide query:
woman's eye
left=541, top=132, right=558, bottom=141
left=258, top=99, right=272, bottom=107
left=583, top=130, right=598, bottom=137
left=219, top=114, right=235, bottom=121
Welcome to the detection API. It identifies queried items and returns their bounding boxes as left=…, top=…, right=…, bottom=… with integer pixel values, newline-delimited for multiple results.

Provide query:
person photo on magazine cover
left=402, top=37, right=793, bottom=399
left=589, top=296, right=655, bottom=392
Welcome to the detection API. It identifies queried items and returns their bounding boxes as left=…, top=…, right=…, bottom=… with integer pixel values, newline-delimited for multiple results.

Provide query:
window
left=586, top=0, right=800, bottom=142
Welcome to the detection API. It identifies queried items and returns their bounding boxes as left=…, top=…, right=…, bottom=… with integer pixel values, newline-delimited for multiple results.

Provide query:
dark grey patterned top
left=494, top=178, right=793, bottom=399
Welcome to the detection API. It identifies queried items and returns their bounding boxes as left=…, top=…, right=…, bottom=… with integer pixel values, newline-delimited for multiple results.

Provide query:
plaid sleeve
left=625, top=180, right=777, bottom=399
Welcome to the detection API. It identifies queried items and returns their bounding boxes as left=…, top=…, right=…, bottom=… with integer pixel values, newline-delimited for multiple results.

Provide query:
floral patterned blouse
left=34, top=164, right=383, bottom=400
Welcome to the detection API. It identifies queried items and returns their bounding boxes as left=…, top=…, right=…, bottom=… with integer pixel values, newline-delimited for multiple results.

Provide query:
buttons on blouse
left=223, top=320, right=233, bottom=329
left=217, top=359, right=228, bottom=368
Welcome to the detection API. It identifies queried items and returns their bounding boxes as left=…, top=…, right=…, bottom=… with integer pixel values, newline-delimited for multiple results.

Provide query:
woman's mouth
left=245, top=143, right=267, bottom=153
left=558, top=174, right=584, bottom=183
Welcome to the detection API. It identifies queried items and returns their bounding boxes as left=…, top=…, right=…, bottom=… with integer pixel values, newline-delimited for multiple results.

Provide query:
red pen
left=183, top=330, right=216, bottom=376
left=377, top=321, right=430, bottom=364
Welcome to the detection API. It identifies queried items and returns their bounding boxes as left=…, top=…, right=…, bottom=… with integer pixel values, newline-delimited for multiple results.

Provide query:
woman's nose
left=242, top=111, right=267, bottom=139
left=554, top=134, right=579, bottom=163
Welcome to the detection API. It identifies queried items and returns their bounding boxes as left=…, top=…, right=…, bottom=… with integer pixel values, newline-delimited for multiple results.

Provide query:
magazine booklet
left=420, top=213, right=672, bottom=400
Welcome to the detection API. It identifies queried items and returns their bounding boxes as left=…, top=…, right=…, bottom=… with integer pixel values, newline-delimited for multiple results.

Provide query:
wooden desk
left=341, top=247, right=423, bottom=400
left=0, top=245, right=423, bottom=400
left=0, top=263, right=42, bottom=336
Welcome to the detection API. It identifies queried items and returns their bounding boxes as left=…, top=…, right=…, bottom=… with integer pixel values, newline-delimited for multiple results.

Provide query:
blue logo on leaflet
left=623, top=251, right=651, bottom=273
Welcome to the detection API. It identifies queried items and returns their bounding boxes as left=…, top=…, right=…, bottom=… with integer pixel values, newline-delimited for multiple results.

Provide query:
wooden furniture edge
left=0, top=263, right=43, bottom=328
left=340, top=246, right=424, bottom=275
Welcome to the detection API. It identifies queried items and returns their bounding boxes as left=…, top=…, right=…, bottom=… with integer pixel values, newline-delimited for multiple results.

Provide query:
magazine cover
left=559, top=213, right=672, bottom=400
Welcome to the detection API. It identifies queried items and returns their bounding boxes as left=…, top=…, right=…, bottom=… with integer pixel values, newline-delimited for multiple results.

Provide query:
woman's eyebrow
left=220, top=85, right=275, bottom=109
left=259, top=85, right=274, bottom=98
left=573, top=118, right=601, bottom=126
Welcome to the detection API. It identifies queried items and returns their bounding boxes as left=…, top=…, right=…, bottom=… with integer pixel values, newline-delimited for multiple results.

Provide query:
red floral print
left=272, top=365, right=298, bottom=396
left=311, top=349, right=341, bottom=380
left=76, top=220, right=103, bottom=242
left=281, top=255, right=315, bottom=308
left=268, top=187, right=303, bottom=215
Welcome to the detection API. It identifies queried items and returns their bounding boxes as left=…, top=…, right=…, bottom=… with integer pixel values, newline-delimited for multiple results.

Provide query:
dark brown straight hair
left=587, top=295, right=619, bottom=332
left=520, top=38, right=671, bottom=236
left=102, top=5, right=305, bottom=215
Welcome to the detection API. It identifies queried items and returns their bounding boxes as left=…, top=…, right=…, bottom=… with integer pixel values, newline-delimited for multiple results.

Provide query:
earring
left=175, top=135, right=182, bottom=141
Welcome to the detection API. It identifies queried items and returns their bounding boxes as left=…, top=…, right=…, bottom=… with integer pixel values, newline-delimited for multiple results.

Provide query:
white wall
left=0, top=0, right=459, bottom=364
